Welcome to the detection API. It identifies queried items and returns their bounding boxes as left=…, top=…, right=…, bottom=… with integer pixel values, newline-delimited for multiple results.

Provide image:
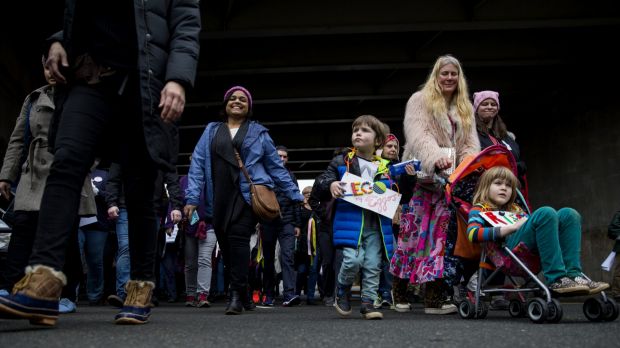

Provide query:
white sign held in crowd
left=480, top=210, right=527, bottom=227
left=340, top=172, right=401, bottom=219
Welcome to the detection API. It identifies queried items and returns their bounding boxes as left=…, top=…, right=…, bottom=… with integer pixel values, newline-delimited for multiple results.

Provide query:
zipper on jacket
left=356, top=210, right=364, bottom=256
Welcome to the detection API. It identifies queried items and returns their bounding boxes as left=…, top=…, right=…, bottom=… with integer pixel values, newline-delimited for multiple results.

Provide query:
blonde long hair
left=421, top=55, right=473, bottom=131
left=473, top=166, right=520, bottom=211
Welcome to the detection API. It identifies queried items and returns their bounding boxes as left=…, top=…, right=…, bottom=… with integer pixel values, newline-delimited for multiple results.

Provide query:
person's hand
left=0, top=182, right=11, bottom=200
left=165, top=227, right=173, bottom=236
left=45, top=42, right=69, bottom=84
left=404, top=163, right=416, bottom=176
left=294, top=227, right=301, bottom=238
left=330, top=181, right=345, bottom=198
left=170, top=209, right=182, bottom=224
left=183, top=204, right=197, bottom=219
left=500, top=217, right=528, bottom=237
left=435, top=156, right=453, bottom=170
left=107, top=206, right=120, bottom=220
left=159, top=81, right=186, bottom=123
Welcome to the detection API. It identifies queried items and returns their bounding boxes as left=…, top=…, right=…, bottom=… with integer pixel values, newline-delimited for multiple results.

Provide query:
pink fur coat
left=402, top=91, right=480, bottom=175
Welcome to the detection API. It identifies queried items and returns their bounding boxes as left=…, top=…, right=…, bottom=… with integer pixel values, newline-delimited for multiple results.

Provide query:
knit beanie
left=473, top=90, right=500, bottom=113
left=384, top=133, right=399, bottom=147
left=223, top=86, right=253, bottom=110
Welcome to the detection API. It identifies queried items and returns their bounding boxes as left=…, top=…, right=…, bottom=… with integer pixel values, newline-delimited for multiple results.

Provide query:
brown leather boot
left=114, top=280, right=155, bottom=324
left=0, top=265, right=66, bottom=326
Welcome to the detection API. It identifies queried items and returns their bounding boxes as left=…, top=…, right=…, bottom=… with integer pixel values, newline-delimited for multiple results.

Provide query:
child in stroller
left=448, top=146, right=616, bottom=323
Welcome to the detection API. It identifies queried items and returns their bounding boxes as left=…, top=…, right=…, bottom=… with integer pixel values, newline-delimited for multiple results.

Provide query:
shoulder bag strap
left=234, top=149, right=254, bottom=185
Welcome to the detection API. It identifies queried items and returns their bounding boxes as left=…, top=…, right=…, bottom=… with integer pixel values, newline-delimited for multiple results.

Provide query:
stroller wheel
left=602, top=297, right=619, bottom=322
left=583, top=298, right=607, bottom=322
left=527, top=298, right=548, bottom=324
left=476, top=301, right=488, bottom=319
left=546, top=298, right=563, bottom=323
left=508, top=300, right=526, bottom=318
left=458, top=299, right=476, bottom=319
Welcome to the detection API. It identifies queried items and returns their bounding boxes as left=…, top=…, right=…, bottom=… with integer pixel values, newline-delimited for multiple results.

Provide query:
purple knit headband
left=223, top=86, right=253, bottom=110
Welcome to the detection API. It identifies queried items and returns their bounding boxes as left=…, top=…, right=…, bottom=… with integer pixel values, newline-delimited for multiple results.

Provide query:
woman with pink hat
left=473, top=90, right=527, bottom=199
left=184, top=86, right=304, bottom=315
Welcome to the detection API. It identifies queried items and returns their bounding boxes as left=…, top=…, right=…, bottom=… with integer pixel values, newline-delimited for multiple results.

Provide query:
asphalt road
left=1, top=300, right=619, bottom=348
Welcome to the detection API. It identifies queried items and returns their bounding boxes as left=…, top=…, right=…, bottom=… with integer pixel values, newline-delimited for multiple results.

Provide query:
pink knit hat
left=223, top=86, right=253, bottom=110
left=473, top=90, right=500, bottom=113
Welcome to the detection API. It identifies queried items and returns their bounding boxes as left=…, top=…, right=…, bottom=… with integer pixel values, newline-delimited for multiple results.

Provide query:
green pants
left=506, top=207, right=582, bottom=284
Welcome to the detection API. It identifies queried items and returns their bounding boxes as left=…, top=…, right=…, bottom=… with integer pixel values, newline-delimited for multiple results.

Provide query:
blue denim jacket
left=185, top=121, right=303, bottom=218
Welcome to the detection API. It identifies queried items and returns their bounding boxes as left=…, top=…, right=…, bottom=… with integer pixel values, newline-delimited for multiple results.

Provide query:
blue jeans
left=296, top=256, right=319, bottom=300
left=115, top=208, right=130, bottom=299
left=337, top=228, right=382, bottom=302
left=78, top=227, right=108, bottom=302
left=378, top=258, right=393, bottom=299
left=506, top=207, right=582, bottom=284
left=262, top=220, right=297, bottom=300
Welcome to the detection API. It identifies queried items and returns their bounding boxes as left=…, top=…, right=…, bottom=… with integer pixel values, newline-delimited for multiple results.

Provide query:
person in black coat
left=260, top=145, right=303, bottom=306
left=473, top=91, right=527, bottom=198
left=0, top=0, right=200, bottom=326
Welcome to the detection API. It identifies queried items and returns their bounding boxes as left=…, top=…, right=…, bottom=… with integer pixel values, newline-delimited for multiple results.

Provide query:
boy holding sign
left=315, top=115, right=395, bottom=319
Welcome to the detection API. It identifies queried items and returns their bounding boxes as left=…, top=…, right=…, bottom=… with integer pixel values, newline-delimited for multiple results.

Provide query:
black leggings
left=215, top=205, right=256, bottom=293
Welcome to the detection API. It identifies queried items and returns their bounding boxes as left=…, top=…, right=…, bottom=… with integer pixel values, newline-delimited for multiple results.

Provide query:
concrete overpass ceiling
left=179, top=1, right=619, bottom=178
left=0, top=1, right=616, bottom=179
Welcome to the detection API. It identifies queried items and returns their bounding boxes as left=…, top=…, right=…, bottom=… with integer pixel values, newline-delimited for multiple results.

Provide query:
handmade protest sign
left=340, top=172, right=401, bottom=219
left=480, top=210, right=527, bottom=227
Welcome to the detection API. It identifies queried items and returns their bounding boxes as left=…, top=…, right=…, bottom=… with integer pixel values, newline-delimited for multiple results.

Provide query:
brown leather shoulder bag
left=234, top=150, right=281, bottom=221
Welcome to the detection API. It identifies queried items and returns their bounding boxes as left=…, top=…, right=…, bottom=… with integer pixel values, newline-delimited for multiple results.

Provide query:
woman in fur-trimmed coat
left=389, top=55, right=479, bottom=314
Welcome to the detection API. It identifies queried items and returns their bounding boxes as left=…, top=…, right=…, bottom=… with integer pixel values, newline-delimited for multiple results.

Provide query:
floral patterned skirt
left=390, top=184, right=452, bottom=284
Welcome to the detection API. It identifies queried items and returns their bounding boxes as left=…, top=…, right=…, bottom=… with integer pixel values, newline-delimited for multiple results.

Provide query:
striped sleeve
left=467, top=205, right=500, bottom=242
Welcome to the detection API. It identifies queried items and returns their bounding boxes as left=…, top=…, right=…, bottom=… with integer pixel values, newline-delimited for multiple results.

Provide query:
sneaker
left=107, top=294, right=125, bottom=308
left=58, top=298, right=76, bottom=314
left=381, top=293, right=394, bottom=309
left=197, top=293, right=210, bottom=308
left=335, top=286, right=352, bottom=316
left=424, top=303, right=457, bottom=315
left=360, top=301, right=383, bottom=320
left=373, top=295, right=383, bottom=309
left=185, top=295, right=197, bottom=307
left=323, top=296, right=334, bottom=307
left=573, top=276, right=610, bottom=295
left=548, top=277, right=590, bottom=295
left=262, top=296, right=275, bottom=306
left=394, top=302, right=412, bottom=312
left=282, top=295, right=301, bottom=307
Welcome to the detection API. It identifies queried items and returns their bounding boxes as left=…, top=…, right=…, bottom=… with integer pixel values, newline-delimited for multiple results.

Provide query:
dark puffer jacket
left=49, top=0, right=201, bottom=171
left=275, top=168, right=301, bottom=227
